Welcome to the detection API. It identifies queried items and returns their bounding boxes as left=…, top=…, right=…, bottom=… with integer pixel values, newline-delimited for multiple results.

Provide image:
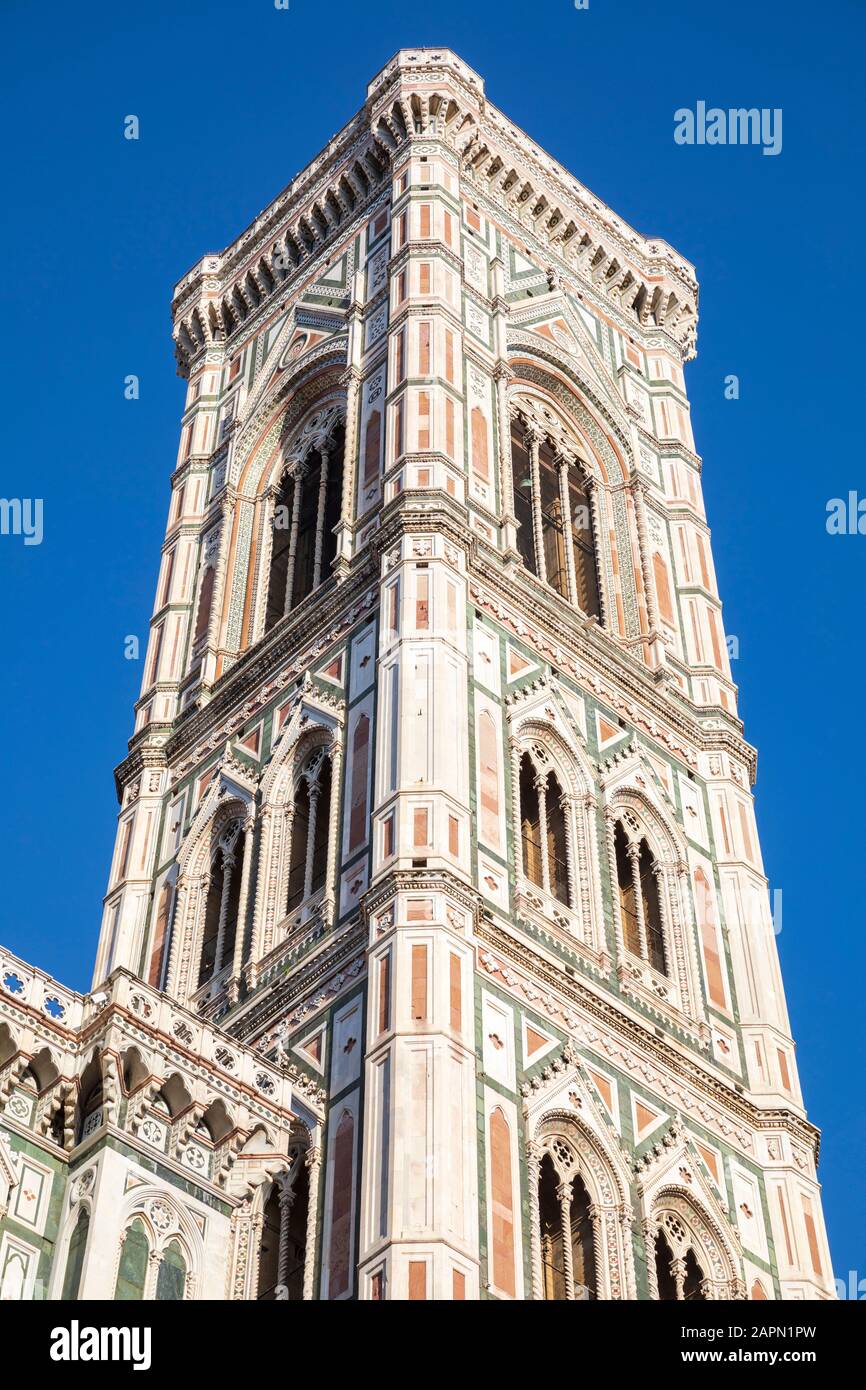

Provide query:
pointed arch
left=605, top=783, right=704, bottom=1022
left=510, top=707, right=604, bottom=952
left=527, top=1105, right=635, bottom=1301
left=252, top=703, right=343, bottom=967
left=648, top=1185, right=744, bottom=1300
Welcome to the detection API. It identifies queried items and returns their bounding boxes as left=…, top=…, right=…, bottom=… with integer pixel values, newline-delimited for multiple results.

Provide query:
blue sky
left=1, top=0, right=863, bottom=1282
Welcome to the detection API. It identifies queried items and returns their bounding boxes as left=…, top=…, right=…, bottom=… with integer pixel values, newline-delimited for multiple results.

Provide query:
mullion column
left=277, top=1179, right=296, bottom=1290
left=557, top=1182, right=575, bottom=1300
left=536, top=776, right=551, bottom=897
left=527, top=430, right=546, bottom=582
left=526, top=1141, right=543, bottom=1300
left=495, top=363, right=517, bottom=553
left=303, top=786, right=320, bottom=902
left=604, top=809, right=626, bottom=961
left=212, top=854, right=235, bottom=976
left=561, top=795, right=578, bottom=913
left=627, top=841, right=649, bottom=961
left=643, top=1220, right=660, bottom=1300
left=283, top=466, right=304, bottom=616
left=586, top=476, right=608, bottom=626
left=556, top=454, right=578, bottom=604
left=323, top=743, right=342, bottom=907
left=311, top=449, right=330, bottom=590
left=588, top=1204, right=604, bottom=1300
left=302, top=1146, right=321, bottom=1300
left=228, top=815, right=255, bottom=1000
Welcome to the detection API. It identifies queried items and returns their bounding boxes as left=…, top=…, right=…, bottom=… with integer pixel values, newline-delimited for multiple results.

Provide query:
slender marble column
left=627, top=841, right=649, bottom=961
left=528, top=431, right=546, bottom=582
left=283, top=467, right=304, bottom=616
left=311, top=448, right=330, bottom=591
left=323, top=744, right=342, bottom=911
left=526, top=1141, right=543, bottom=1300
left=586, top=476, right=608, bottom=627
left=536, top=778, right=551, bottom=897
left=277, top=1179, right=296, bottom=1289
left=302, top=1146, right=321, bottom=1301
left=303, top=785, right=321, bottom=903
left=229, top=817, right=256, bottom=997
left=212, top=855, right=235, bottom=976
left=588, top=1203, right=604, bottom=1300
left=643, top=1219, right=660, bottom=1300
left=556, top=454, right=578, bottom=605
left=557, top=1181, right=575, bottom=1300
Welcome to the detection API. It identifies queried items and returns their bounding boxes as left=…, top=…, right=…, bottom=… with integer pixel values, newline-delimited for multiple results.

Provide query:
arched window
left=287, top=779, right=310, bottom=913
left=614, top=822, right=641, bottom=956
left=546, top=772, right=569, bottom=906
left=654, top=1222, right=708, bottom=1301
left=61, top=1208, right=89, bottom=1300
left=265, top=420, right=345, bottom=632
left=198, top=826, right=245, bottom=988
left=640, top=840, right=667, bottom=975
left=520, top=755, right=542, bottom=887
left=156, top=1240, right=187, bottom=1301
left=257, top=1166, right=310, bottom=1301
left=509, top=414, right=601, bottom=618
left=569, top=470, right=600, bottom=618
left=538, top=1155, right=596, bottom=1300
left=286, top=751, right=333, bottom=915
left=518, top=754, right=571, bottom=907
left=510, top=421, right=536, bottom=574
left=614, top=820, right=669, bottom=978
left=114, top=1218, right=149, bottom=1301
left=192, top=563, right=215, bottom=645
left=77, top=1053, right=104, bottom=1144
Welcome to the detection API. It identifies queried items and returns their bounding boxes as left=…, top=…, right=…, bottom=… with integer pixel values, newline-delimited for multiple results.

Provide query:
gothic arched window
left=265, top=419, right=345, bottom=632
left=114, top=1218, right=149, bottom=1301
left=256, top=1165, right=310, bottom=1301
left=654, top=1227, right=707, bottom=1301
left=509, top=414, right=601, bottom=619
left=285, top=751, right=333, bottom=916
left=198, top=825, right=245, bottom=988
left=613, top=819, right=669, bottom=978
left=538, top=1152, right=596, bottom=1301
left=61, top=1208, right=90, bottom=1300
left=156, top=1240, right=187, bottom=1301
left=640, top=839, right=667, bottom=975
left=614, top=821, right=641, bottom=956
left=518, top=753, right=571, bottom=908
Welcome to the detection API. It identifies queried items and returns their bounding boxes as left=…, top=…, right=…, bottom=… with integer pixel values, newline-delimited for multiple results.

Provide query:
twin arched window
left=114, top=1218, right=188, bottom=1301
left=199, top=824, right=246, bottom=989
left=256, top=1163, right=310, bottom=1301
left=613, top=820, right=667, bottom=976
left=285, top=750, right=332, bottom=915
left=519, top=753, right=571, bottom=908
left=265, top=421, right=345, bottom=632
left=654, top=1227, right=706, bottom=1301
left=538, top=1154, right=596, bottom=1301
left=510, top=417, right=601, bottom=619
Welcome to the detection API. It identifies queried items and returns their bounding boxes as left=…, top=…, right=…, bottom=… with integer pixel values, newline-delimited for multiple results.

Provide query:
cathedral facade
left=0, top=49, right=833, bottom=1302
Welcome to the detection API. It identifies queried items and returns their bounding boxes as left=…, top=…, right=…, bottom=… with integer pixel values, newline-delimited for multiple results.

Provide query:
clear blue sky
left=1, top=0, right=862, bottom=1283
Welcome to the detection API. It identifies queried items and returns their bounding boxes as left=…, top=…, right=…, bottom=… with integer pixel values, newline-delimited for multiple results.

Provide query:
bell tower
left=0, top=49, right=832, bottom=1305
